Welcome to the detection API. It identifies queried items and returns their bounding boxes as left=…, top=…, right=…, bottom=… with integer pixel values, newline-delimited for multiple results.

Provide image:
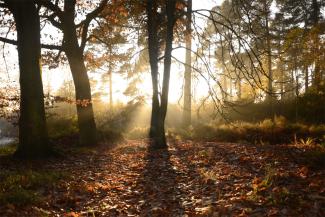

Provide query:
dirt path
left=1, top=141, right=324, bottom=216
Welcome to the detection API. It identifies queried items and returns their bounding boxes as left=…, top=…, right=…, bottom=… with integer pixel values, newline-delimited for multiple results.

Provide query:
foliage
left=0, top=83, right=19, bottom=124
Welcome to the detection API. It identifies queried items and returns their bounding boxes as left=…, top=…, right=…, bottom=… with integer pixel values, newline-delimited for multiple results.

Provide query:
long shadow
left=134, top=144, right=185, bottom=216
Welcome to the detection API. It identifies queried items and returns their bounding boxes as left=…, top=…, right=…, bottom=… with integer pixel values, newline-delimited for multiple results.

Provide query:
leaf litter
left=0, top=140, right=324, bottom=216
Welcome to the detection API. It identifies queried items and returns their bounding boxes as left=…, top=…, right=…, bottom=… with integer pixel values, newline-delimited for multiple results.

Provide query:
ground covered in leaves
left=0, top=140, right=324, bottom=216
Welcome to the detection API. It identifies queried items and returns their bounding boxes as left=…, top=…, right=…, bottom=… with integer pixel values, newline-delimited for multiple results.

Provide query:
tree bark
left=183, top=0, right=192, bottom=127
left=6, top=0, right=51, bottom=158
left=63, top=0, right=97, bottom=146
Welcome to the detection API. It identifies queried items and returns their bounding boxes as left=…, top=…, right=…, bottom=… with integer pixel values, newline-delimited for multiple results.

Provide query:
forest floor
left=0, top=139, right=324, bottom=217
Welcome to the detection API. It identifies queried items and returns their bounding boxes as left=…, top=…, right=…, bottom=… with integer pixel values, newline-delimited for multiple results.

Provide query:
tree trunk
left=7, top=0, right=51, bottom=158
left=229, top=78, right=233, bottom=100
left=159, top=0, right=176, bottom=146
left=65, top=49, right=97, bottom=145
left=183, top=0, right=192, bottom=127
left=237, top=78, right=242, bottom=100
left=311, top=0, right=321, bottom=90
left=109, top=70, right=113, bottom=110
left=222, top=70, right=228, bottom=101
left=63, top=0, right=97, bottom=146
left=294, top=60, right=299, bottom=97
left=290, top=69, right=295, bottom=98
left=147, top=0, right=176, bottom=148
left=305, top=65, right=309, bottom=92
left=265, top=0, right=273, bottom=99
left=280, top=64, right=284, bottom=99
left=108, top=45, right=113, bottom=110
left=147, top=0, right=162, bottom=146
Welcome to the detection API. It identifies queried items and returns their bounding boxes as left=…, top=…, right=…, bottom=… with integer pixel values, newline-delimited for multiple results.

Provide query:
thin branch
left=0, top=36, right=63, bottom=50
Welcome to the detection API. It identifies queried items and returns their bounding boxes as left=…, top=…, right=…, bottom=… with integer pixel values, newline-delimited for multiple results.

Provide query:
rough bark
left=6, top=0, right=51, bottom=158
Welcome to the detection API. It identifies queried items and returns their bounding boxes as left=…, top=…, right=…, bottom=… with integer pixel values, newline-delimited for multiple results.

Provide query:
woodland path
left=0, top=140, right=324, bottom=216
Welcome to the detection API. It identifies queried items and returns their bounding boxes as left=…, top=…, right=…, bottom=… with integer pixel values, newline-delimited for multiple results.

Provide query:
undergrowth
left=0, top=144, right=16, bottom=155
left=0, top=170, right=65, bottom=206
left=169, top=117, right=325, bottom=145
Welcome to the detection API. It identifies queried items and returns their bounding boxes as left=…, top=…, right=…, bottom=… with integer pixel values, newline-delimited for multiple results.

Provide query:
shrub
left=172, top=120, right=325, bottom=145
left=47, top=116, right=78, bottom=138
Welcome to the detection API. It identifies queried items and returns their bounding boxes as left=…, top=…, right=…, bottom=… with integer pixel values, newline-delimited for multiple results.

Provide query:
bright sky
left=0, top=0, right=224, bottom=105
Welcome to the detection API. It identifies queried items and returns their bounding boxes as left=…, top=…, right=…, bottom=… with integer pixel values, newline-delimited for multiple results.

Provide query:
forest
left=0, top=0, right=324, bottom=216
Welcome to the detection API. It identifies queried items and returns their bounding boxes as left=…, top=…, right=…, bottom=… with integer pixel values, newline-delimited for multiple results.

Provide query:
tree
left=147, top=0, right=177, bottom=148
left=36, top=0, right=109, bottom=145
left=2, top=0, right=51, bottom=158
left=276, top=0, right=324, bottom=91
left=182, top=0, right=192, bottom=127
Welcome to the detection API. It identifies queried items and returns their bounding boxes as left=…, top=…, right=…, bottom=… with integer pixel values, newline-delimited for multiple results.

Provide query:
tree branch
left=35, top=0, right=63, bottom=19
left=0, top=36, right=63, bottom=50
left=79, top=0, right=108, bottom=51
left=41, top=13, right=63, bottom=29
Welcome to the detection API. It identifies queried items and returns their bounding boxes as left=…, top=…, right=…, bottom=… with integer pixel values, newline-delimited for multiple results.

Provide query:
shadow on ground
left=133, top=145, right=185, bottom=216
